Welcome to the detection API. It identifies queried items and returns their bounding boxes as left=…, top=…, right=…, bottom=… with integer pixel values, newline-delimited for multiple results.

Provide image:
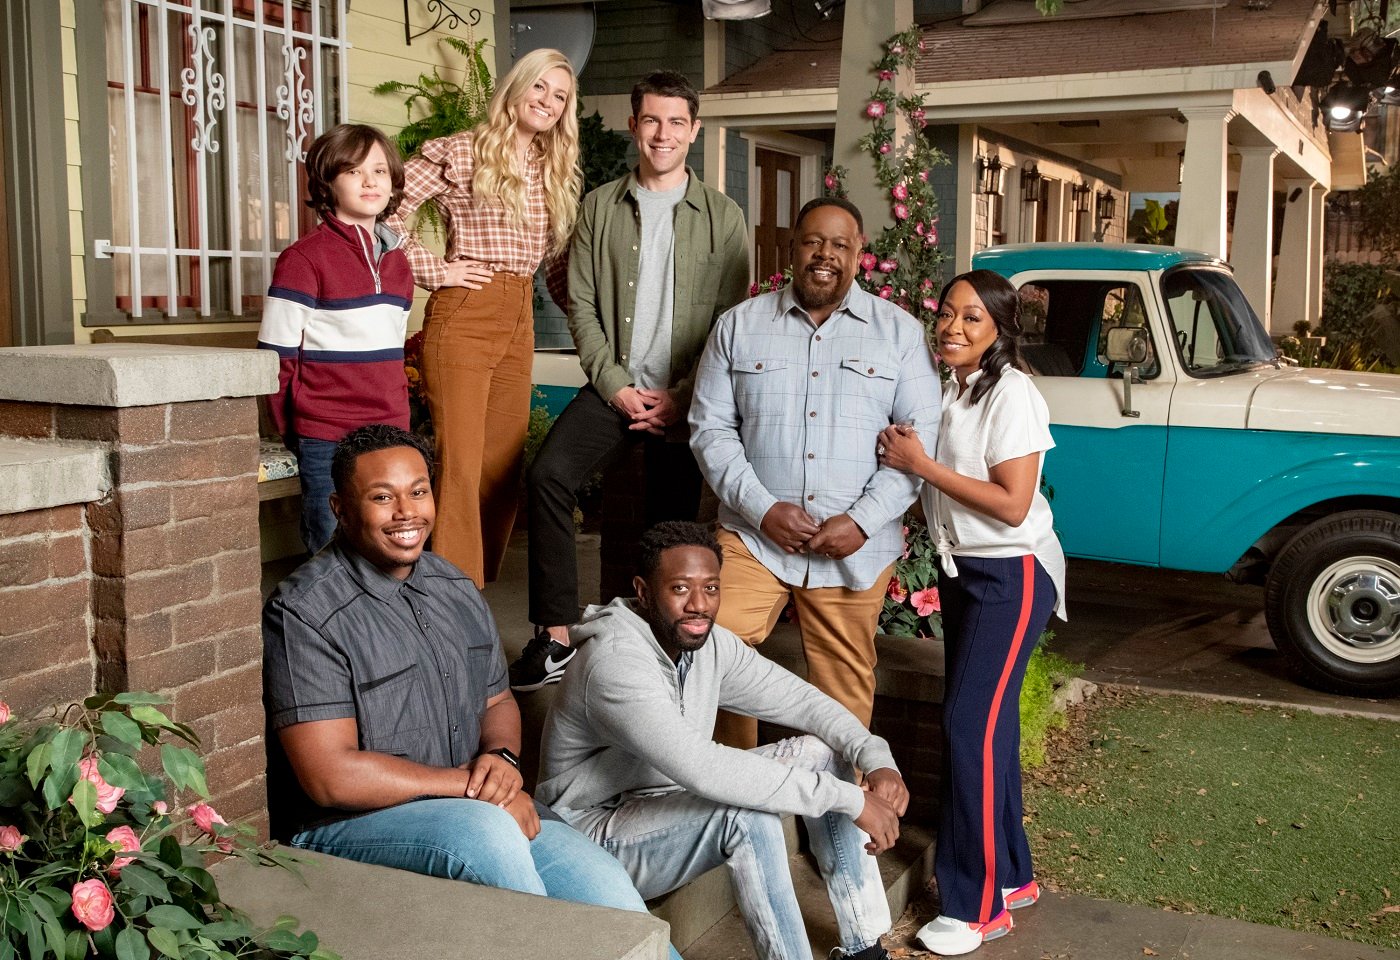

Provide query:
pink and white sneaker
left=914, top=909, right=1013, bottom=956
left=1002, top=880, right=1040, bottom=910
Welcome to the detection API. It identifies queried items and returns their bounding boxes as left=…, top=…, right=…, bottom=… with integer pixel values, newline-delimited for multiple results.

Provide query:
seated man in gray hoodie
left=537, top=521, right=908, bottom=960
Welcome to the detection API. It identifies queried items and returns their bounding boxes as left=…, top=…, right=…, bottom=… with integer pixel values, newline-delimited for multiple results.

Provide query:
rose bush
left=0, top=693, right=336, bottom=960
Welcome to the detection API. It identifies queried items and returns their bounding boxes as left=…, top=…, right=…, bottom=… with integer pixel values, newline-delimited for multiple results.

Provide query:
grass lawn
left=1023, top=689, right=1400, bottom=949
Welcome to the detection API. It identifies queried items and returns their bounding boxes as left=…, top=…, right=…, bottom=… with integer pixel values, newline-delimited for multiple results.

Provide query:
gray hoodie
left=536, top=598, right=898, bottom=819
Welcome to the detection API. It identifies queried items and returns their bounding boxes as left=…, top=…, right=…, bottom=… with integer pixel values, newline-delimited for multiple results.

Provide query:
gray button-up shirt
left=262, top=541, right=508, bottom=839
left=689, top=284, right=940, bottom=590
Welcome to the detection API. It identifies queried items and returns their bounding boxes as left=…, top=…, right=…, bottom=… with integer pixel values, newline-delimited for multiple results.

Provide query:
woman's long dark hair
left=935, top=269, right=1024, bottom=406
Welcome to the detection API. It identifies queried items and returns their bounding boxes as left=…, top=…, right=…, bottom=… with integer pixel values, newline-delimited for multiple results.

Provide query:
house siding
left=925, top=124, right=960, bottom=272
left=579, top=1, right=705, bottom=98
left=724, top=129, right=748, bottom=216
left=724, top=0, right=808, bottom=78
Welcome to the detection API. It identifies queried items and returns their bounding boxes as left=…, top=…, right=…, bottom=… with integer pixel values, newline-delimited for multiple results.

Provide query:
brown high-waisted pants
left=421, top=274, right=533, bottom=586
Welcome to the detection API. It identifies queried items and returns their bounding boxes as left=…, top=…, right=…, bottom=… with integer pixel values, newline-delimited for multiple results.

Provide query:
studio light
left=1320, top=83, right=1370, bottom=131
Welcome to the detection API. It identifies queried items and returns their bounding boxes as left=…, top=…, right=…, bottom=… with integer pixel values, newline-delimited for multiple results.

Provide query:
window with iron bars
left=94, top=0, right=349, bottom=322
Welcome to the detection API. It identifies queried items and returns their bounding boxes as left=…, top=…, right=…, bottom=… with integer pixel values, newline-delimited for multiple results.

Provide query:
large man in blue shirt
left=689, top=197, right=941, bottom=747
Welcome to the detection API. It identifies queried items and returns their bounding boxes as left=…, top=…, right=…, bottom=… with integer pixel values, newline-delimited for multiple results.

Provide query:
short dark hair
left=331, top=424, right=435, bottom=495
left=304, top=123, right=406, bottom=222
left=631, top=71, right=700, bottom=121
left=794, top=196, right=864, bottom=237
left=638, top=521, right=722, bottom=580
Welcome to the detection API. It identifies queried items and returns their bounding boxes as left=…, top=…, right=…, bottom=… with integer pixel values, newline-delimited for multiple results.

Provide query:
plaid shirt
left=388, top=130, right=551, bottom=288
left=689, top=284, right=941, bottom=591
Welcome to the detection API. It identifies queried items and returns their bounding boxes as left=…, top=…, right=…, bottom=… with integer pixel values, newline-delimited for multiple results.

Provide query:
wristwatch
left=485, top=747, right=521, bottom=770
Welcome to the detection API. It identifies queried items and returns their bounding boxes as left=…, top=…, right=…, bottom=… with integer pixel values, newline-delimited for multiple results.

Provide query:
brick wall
left=0, top=396, right=268, bottom=838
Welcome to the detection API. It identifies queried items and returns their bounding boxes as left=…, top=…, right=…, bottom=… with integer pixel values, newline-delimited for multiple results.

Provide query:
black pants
left=526, top=385, right=703, bottom=626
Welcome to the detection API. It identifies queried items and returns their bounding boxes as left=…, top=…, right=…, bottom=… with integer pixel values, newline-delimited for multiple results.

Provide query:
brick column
left=0, top=345, right=277, bottom=837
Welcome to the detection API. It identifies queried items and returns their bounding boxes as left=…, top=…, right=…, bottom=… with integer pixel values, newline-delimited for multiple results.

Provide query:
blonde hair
left=471, top=48, right=582, bottom=258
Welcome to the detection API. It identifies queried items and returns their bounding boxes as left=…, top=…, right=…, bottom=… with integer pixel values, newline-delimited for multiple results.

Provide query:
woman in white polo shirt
left=877, top=269, right=1065, bottom=957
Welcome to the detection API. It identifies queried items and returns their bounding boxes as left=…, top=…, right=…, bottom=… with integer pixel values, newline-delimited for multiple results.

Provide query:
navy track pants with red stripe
left=934, top=554, right=1056, bottom=924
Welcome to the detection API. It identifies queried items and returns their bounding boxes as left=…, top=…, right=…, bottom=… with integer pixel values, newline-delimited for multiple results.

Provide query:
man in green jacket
left=512, top=70, right=750, bottom=692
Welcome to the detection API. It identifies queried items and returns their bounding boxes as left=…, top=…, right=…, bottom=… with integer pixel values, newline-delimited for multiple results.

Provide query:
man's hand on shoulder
left=854, top=790, right=900, bottom=855
left=806, top=514, right=867, bottom=560
left=503, top=790, right=541, bottom=841
left=760, top=503, right=821, bottom=554
left=863, top=767, right=909, bottom=818
left=462, top=752, right=523, bottom=807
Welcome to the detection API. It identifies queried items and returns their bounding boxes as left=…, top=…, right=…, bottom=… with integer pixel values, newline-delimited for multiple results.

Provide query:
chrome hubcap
left=1306, top=556, right=1400, bottom=664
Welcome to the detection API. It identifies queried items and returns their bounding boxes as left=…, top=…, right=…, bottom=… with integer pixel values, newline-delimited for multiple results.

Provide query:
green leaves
left=160, top=744, right=209, bottom=799
left=69, top=777, right=100, bottom=828
left=115, top=927, right=151, bottom=960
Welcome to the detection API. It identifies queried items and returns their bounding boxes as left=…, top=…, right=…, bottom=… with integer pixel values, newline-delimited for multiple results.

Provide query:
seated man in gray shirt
left=262, top=424, right=673, bottom=953
left=538, top=521, right=910, bottom=960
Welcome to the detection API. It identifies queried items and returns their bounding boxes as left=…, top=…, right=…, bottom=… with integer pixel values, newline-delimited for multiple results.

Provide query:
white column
left=1307, top=184, right=1327, bottom=328
left=834, top=0, right=915, bottom=235
left=703, top=124, right=727, bottom=194
left=1176, top=106, right=1236, bottom=258
left=1231, top=146, right=1278, bottom=330
left=954, top=125, right=977, bottom=273
left=1273, top=178, right=1318, bottom=336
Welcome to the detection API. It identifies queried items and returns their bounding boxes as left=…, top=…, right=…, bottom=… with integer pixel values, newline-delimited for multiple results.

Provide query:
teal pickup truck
left=973, top=243, right=1400, bottom=698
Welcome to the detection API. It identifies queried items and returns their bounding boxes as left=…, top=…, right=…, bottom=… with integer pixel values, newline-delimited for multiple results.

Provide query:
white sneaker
left=914, top=910, right=1013, bottom=956
left=1002, top=880, right=1040, bottom=910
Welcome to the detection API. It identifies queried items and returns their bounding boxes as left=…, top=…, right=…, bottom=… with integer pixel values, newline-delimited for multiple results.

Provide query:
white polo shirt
left=919, top=366, right=1067, bottom=620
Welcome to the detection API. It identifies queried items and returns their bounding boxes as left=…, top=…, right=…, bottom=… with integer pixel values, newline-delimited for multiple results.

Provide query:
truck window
left=1160, top=267, right=1276, bottom=376
left=1016, top=279, right=1158, bottom=379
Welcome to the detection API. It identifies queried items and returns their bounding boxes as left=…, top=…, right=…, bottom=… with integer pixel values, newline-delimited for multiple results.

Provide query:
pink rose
left=910, top=107, right=926, bottom=127
left=915, top=222, right=926, bottom=236
left=188, top=802, right=233, bottom=852
left=152, top=800, right=169, bottom=816
left=893, top=203, right=910, bottom=221
left=864, top=270, right=874, bottom=282
left=0, top=825, right=26, bottom=853
left=887, top=577, right=908, bottom=604
left=920, top=278, right=934, bottom=292
left=74, top=757, right=124, bottom=815
left=927, top=228, right=940, bottom=245
left=71, top=879, right=115, bottom=932
left=878, top=258, right=898, bottom=274
left=865, top=101, right=886, bottom=119
left=768, top=273, right=785, bottom=287
left=748, top=282, right=760, bottom=297
left=912, top=587, right=941, bottom=617
left=878, top=69, right=894, bottom=81
left=917, top=39, right=927, bottom=52
left=879, top=143, right=892, bottom=155
left=892, top=183, right=909, bottom=201
left=919, top=170, right=929, bottom=182
left=923, top=297, right=938, bottom=311
left=0, top=701, right=10, bottom=724
left=858, top=252, right=878, bottom=271
left=889, top=42, right=905, bottom=55
left=878, top=285, right=893, bottom=300
left=824, top=173, right=838, bottom=189
left=105, top=825, right=141, bottom=875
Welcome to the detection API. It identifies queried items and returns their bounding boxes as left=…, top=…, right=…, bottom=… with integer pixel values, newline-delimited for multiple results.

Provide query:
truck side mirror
left=1104, top=327, right=1147, bottom=418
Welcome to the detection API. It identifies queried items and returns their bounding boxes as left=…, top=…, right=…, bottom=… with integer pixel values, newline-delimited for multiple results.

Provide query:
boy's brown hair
left=304, top=123, right=405, bottom=222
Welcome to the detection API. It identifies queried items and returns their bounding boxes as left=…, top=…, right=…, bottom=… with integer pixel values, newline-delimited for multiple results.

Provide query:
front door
left=753, top=147, right=802, bottom=281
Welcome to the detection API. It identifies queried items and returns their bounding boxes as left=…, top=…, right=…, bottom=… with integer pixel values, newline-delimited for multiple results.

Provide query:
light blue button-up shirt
left=689, top=283, right=941, bottom=590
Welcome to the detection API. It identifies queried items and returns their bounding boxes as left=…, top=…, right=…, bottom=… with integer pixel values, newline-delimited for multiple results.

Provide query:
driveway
left=1052, top=559, right=1400, bottom=720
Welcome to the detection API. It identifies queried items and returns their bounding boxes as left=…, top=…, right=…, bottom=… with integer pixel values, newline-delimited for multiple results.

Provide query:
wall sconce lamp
left=1071, top=182, right=1092, bottom=214
left=1095, top=190, right=1118, bottom=223
left=1020, top=162, right=1043, bottom=204
left=976, top=155, right=1004, bottom=195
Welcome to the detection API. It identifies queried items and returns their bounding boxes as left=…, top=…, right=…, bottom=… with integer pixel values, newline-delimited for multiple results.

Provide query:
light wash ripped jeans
left=559, top=735, right=891, bottom=960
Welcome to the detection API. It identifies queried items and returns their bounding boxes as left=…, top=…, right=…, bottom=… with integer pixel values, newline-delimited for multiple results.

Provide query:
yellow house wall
left=62, top=0, right=497, bottom=342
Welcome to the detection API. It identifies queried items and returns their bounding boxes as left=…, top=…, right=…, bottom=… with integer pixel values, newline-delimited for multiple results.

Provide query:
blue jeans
left=294, top=438, right=337, bottom=554
left=293, top=798, right=681, bottom=960
left=560, top=736, right=891, bottom=960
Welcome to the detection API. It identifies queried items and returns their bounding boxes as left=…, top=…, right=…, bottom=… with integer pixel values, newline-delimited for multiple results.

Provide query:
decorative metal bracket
left=404, top=0, right=482, bottom=46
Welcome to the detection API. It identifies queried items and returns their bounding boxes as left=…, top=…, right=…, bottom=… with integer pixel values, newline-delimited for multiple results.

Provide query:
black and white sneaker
left=508, top=630, right=576, bottom=692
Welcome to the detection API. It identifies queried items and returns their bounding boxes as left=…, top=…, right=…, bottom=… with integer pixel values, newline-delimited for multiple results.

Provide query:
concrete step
left=677, top=821, right=936, bottom=960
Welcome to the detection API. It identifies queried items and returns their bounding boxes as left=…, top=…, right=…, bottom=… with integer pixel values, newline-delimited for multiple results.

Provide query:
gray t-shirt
left=630, top=179, right=688, bottom=390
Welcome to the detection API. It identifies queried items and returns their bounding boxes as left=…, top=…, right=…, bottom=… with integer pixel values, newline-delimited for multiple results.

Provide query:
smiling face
left=936, top=280, right=1001, bottom=377
left=330, top=446, right=435, bottom=580
left=628, top=93, right=701, bottom=183
left=634, top=545, right=721, bottom=662
left=790, top=203, right=862, bottom=320
left=515, top=65, right=573, bottom=139
left=329, top=141, right=392, bottom=231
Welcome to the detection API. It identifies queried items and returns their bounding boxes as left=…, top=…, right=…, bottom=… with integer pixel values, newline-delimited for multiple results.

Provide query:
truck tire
left=1264, top=510, right=1400, bottom=698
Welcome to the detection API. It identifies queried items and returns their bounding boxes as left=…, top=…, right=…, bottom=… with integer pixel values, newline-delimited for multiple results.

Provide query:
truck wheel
left=1264, top=510, right=1400, bottom=698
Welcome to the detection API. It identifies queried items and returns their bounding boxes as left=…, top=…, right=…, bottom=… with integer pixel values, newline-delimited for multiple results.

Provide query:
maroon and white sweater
left=257, top=215, right=415, bottom=443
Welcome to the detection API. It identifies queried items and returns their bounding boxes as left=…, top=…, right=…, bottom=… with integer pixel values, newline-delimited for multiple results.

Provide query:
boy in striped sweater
left=258, top=124, right=416, bottom=553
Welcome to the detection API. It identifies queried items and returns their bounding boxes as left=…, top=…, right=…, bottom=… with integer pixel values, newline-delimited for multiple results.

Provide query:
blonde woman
left=390, top=48, right=582, bottom=586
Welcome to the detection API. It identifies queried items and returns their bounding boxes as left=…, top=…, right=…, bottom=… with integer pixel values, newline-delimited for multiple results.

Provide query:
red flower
left=893, top=203, right=910, bottom=221
left=71, top=880, right=115, bottom=932
left=878, top=258, right=898, bottom=274
left=878, top=69, right=894, bottom=81
left=0, top=701, right=10, bottom=725
left=922, top=297, right=938, bottom=311
left=824, top=173, right=839, bottom=190
left=887, top=577, right=908, bottom=603
left=911, top=587, right=941, bottom=616
left=866, top=101, right=886, bottom=119
left=748, top=282, right=760, bottom=297
left=910, top=107, right=926, bottom=127
left=859, top=252, right=878, bottom=271
left=919, top=170, right=930, bottom=183
left=892, top=183, right=909, bottom=201
left=879, top=143, right=892, bottom=155
left=878, top=285, right=894, bottom=300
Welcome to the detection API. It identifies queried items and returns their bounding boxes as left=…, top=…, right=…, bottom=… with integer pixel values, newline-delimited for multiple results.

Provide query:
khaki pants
left=421, top=275, right=534, bottom=586
left=713, top=528, right=893, bottom=748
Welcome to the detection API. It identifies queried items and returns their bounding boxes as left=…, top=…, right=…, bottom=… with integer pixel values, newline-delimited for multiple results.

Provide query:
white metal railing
left=96, top=0, right=350, bottom=319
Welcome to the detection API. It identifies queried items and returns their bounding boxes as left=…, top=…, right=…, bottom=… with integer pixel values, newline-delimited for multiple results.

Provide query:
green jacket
left=566, top=167, right=750, bottom=427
